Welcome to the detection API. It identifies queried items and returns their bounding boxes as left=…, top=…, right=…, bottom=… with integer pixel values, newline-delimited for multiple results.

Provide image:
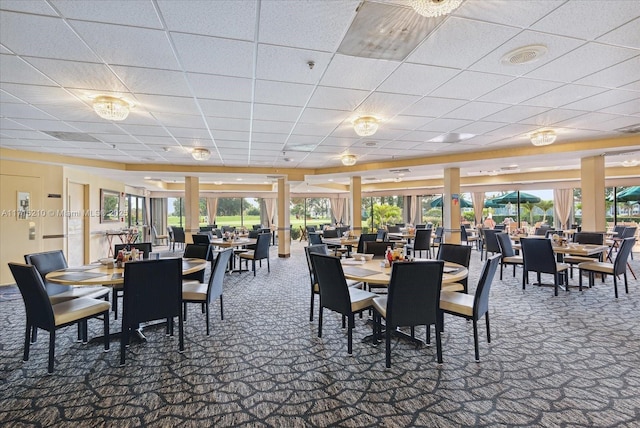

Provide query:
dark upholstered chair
left=9, top=263, right=110, bottom=373
left=564, top=232, right=605, bottom=277
left=238, top=233, right=271, bottom=276
left=170, top=226, right=186, bottom=251
left=437, top=244, right=472, bottom=293
left=120, top=258, right=183, bottom=365
left=182, top=248, right=233, bottom=335
left=309, top=253, right=377, bottom=355
left=579, top=237, right=635, bottom=298
left=495, top=233, right=523, bottom=280
left=406, top=228, right=432, bottom=259
left=520, top=238, right=568, bottom=296
left=305, top=244, right=330, bottom=322
left=372, top=260, right=444, bottom=367
left=482, top=229, right=502, bottom=262
left=376, top=229, right=388, bottom=242
left=308, top=232, right=323, bottom=246
left=364, top=241, right=394, bottom=259
left=431, top=226, right=444, bottom=253
left=182, top=244, right=211, bottom=283
left=356, top=233, right=378, bottom=254
left=112, top=243, right=153, bottom=319
left=440, top=255, right=500, bottom=362
left=460, top=225, right=479, bottom=248
left=24, top=250, right=109, bottom=305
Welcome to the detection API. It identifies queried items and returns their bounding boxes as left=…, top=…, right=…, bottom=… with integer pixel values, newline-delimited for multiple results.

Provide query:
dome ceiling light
left=410, top=0, right=463, bottom=18
left=530, top=130, right=557, bottom=146
left=341, top=154, right=357, bottom=166
left=92, top=96, right=132, bottom=121
left=191, top=147, right=211, bottom=161
left=353, top=116, right=379, bottom=137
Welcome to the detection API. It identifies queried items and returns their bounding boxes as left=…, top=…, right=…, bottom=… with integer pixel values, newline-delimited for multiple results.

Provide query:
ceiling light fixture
left=530, top=130, right=557, bottom=147
left=191, top=147, right=211, bottom=161
left=410, top=0, right=463, bottom=18
left=621, top=159, right=639, bottom=167
left=92, top=96, right=132, bottom=121
left=341, top=154, right=357, bottom=166
left=353, top=116, right=379, bottom=137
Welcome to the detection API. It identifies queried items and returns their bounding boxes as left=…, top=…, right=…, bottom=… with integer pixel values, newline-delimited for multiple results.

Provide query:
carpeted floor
left=1, top=242, right=639, bottom=427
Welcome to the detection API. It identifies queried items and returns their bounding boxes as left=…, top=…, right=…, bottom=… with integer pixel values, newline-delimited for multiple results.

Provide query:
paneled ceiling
left=1, top=0, right=639, bottom=191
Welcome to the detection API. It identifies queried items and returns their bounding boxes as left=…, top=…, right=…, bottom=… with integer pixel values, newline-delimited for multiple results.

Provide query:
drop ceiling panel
left=71, top=21, right=179, bottom=69
left=0, top=12, right=99, bottom=61
left=251, top=133, right=289, bottom=144
left=453, top=121, right=506, bottom=135
left=561, top=90, right=640, bottom=112
left=0, top=83, right=79, bottom=105
left=172, top=34, right=254, bottom=77
left=110, top=66, right=193, bottom=97
left=444, top=101, right=510, bottom=121
left=377, top=63, right=460, bottom=96
left=253, top=80, right=315, bottom=106
left=419, top=118, right=472, bottom=132
left=307, top=86, right=369, bottom=111
left=298, top=108, right=348, bottom=124
left=482, top=105, right=550, bottom=123
left=531, top=0, right=640, bottom=40
left=10, top=118, right=79, bottom=133
left=576, top=56, right=640, bottom=89
left=598, top=99, right=640, bottom=116
left=27, top=58, right=130, bottom=94
left=430, top=71, right=514, bottom=101
left=407, top=17, right=520, bottom=69
left=390, top=115, right=434, bottom=131
left=522, top=84, right=607, bottom=109
left=251, top=120, right=294, bottom=134
left=0, top=55, right=57, bottom=86
left=134, top=94, right=200, bottom=115
left=291, top=122, right=336, bottom=137
left=154, top=113, right=206, bottom=129
left=358, top=92, right=421, bottom=118
left=454, top=0, right=564, bottom=29
left=1, top=103, right=58, bottom=121
left=200, top=99, right=251, bottom=119
left=320, top=54, right=399, bottom=90
left=167, top=127, right=210, bottom=139
left=252, top=104, right=303, bottom=122
left=401, top=97, right=467, bottom=118
left=597, top=17, right=640, bottom=49
left=1, top=0, right=57, bottom=15
left=258, top=0, right=358, bottom=52
left=479, top=78, right=565, bottom=105
left=186, top=73, right=253, bottom=102
left=53, top=0, right=162, bottom=28
left=157, top=0, right=257, bottom=40
left=256, top=44, right=331, bottom=85
left=117, top=124, right=171, bottom=138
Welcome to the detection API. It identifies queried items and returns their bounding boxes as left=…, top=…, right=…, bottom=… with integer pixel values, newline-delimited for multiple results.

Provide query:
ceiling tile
left=401, top=97, right=466, bottom=118
left=27, top=57, right=129, bottom=92
left=154, top=113, right=206, bottom=129
left=576, top=56, right=640, bottom=89
left=252, top=104, right=302, bottom=122
left=256, top=44, right=331, bottom=85
left=522, top=84, right=607, bottom=108
left=1, top=0, right=57, bottom=15
left=407, top=17, right=520, bottom=69
left=320, top=54, right=399, bottom=90
left=110, top=66, right=193, bottom=97
left=259, top=0, right=358, bottom=51
left=298, top=108, right=348, bottom=124
left=479, top=78, right=564, bottom=105
left=598, top=99, right=640, bottom=116
left=0, top=12, right=99, bottom=61
left=187, top=73, right=253, bottom=102
left=251, top=133, right=289, bottom=144
left=358, top=92, right=421, bottom=118
left=307, top=86, right=369, bottom=111
left=1, top=103, right=58, bottom=121
left=454, top=0, right=564, bottom=28
left=0, top=55, right=58, bottom=86
left=419, top=118, right=472, bottom=132
left=444, top=101, right=510, bottom=121
left=1, top=82, right=79, bottom=105
left=518, top=108, right=587, bottom=127
left=254, top=80, right=315, bottom=106
left=54, top=0, right=162, bottom=28
left=561, top=90, right=640, bottom=112
left=597, top=17, right=640, bottom=49
left=482, top=105, right=550, bottom=123
left=251, top=120, right=294, bottom=134
left=134, top=94, right=200, bottom=115
left=200, top=99, right=251, bottom=119
left=430, top=71, right=514, bottom=100
left=453, top=121, right=506, bottom=135
left=378, top=63, right=460, bottom=96
left=172, top=34, right=254, bottom=77
left=158, top=0, right=256, bottom=40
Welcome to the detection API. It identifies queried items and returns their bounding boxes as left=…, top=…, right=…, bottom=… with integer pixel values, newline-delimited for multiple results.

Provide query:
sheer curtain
left=554, top=189, right=573, bottom=229
left=330, top=198, right=345, bottom=224
left=206, top=197, right=218, bottom=225
left=471, top=192, right=485, bottom=225
left=262, top=198, right=277, bottom=227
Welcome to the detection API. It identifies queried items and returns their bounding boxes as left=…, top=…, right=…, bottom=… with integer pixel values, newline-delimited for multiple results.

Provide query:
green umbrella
left=429, top=196, right=473, bottom=208
left=491, top=191, right=541, bottom=204
left=484, top=198, right=504, bottom=208
left=616, top=186, right=640, bottom=202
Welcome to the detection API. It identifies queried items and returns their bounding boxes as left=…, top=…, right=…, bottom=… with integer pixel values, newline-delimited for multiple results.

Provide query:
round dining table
left=341, top=258, right=468, bottom=286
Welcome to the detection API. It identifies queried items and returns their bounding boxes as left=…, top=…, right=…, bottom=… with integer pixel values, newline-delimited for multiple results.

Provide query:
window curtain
left=471, top=192, right=485, bottom=225
left=262, top=198, right=277, bottom=227
left=554, top=189, right=573, bottom=229
left=412, top=195, right=422, bottom=225
left=206, top=197, right=218, bottom=225
left=330, top=198, right=346, bottom=224
left=144, top=197, right=151, bottom=240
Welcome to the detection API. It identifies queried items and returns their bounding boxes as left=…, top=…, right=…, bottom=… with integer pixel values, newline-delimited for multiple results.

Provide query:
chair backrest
left=304, top=244, right=330, bottom=287
left=207, top=248, right=232, bottom=302
left=495, top=233, right=516, bottom=258
left=412, top=228, right=432, bottom=252
left=114, top=242, right=152, bottom=259
left=473, top=255, right=501, bottom=319
left=572, top=232, right=604, bottom=245
left=386, top=260, right=444, bottom=329
left=171, top=226, right=186, bottom=243
left=614, top=237, right=636, bottom=275
left=8, top=263, right=55, bottom=330
left=483, top=229, right=501, bottom=253
left=415, top=224, right=427, bottom=229
left=305, top=225, right=316, bottom=233
left=535, top=227, right=550, bottom=236
left=520, top=237, right=557, bottom=274
left=357, top=233, right=378, bottom=253
left=252, top=224, right=262, bottom=230
left=308, top=232, right=323, bottom=245
left=213, top=228, right=223, bottom=238
left=123, top=258, right=182, bottom=325
left=24, top=250, right=70, bottom=294
left=199, top=226, right=214, bottom=232
left=460, top=224, right=470, bottom=241
left=323, top=228, right=339, bottom=238
left=387, top=225, right=401, bottom=233
left=221, top=226, right=235, bottom=234
left=364, top=241, right=394, bottom=258
left=376, top=229, right=387, bottom=242
left=309, top=253, right=351, bottom=315
left=183, top=243, right=210, bottom=260
left=336, top=226, right=350, bottom=237
left=167, top=226, right=174, bottom=240
left=437, top=244, right=471, bottom=268
left=622, top=227, right=637, bottom=239
left=612, top=225, right=626, bottom=236
left=494, top=224, right=506, bottom=231
left=433, top=226, right=444, bottom=244
left=545, top=229, right=561, bottom=238
left=248, top=230, right=260, bottom=239
left=253, top=233, right=271, bottom=260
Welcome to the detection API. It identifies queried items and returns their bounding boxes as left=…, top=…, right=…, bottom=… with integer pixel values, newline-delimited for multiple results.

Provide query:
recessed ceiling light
left=236, top=178, right=242, bottom=181
left=143, top=176, right=151, bottom=180
left=328, top=179, right=334, bottom=182
left=429, top=133, right=475, bottom=143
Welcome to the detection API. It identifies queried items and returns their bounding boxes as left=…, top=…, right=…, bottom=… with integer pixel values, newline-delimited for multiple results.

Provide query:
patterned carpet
left=1, top=242, right=639, bottom=427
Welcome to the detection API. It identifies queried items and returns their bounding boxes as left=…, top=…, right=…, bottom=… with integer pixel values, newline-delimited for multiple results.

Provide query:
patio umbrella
left=429, top=196, right=473, bottom=208
left=491, top=191, right=541, bottom=204
left=616, top=186, right=640, bottom=202
left=484, top=198, right=504, bottom=208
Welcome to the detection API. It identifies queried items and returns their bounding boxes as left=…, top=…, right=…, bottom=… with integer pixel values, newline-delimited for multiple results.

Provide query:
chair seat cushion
left=49, top=286, right=110, bottom=305
left=440, top=290, right=474, bottom=317
left=346, top=279, right=362, bottom=288
left=182, top=281, right=208, bottom=301
left=503, top=256, right=523, bottom=264
left=442, top=282, right=464, bottom=292
left=556, top=263, right=569, bottom=272
left=239, top=250, right=255, bottom=260
left=564, top=255, right=598, bottom=264
left=53, top=297, right=110, bottom=326
left=349, top=287, right=377, bottom=312
left=578, top=261, right=614, bottom=274
left=372, top=295, right=387, bottom=318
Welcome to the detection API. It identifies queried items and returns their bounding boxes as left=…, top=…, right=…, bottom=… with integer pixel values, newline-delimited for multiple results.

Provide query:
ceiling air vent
left=389, top=168, right=411, bottom=174
left=615, top=124, right=640, bottom=134
left=41, top=131, right=101, bottom=143
left=501, top=45, right=547, bottom=65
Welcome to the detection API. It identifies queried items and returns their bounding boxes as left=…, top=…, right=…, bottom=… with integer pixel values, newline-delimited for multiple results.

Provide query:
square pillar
left=443, top=167, right=461, bottom=244
left=277, top=177, right=290, bottom=258
left=580, top=156, right=606, bottom=231
left=350, top=176, right=362, bottom=234
left=184, top=176, right=200, bottom=243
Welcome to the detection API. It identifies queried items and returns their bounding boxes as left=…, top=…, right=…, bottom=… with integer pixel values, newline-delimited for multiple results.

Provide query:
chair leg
left=183, top=302, right=187, bottom=321
left=23, top=325, right=31, bottom=361
left=310, top=292, right=315, bottom=322
left=579, top=269, right=583, bottom=291
left=624, top=272, right=629, bottom=294
left=435, top=320, right=443, bottom=364
left=385, top=323, right=392, bottom=368
left=31, top=325, right=37, bottom=344
left=472, top=319, right=480, bottom=362
left=219, top=295, right=224, bottom=320
left=178, top=311, right=184, bottom=353
left=252, top=260, right=256, bottom=276
left=485, top=312, right=491, bottom=344
left=613, top=275, right=619, bottom=298
left=500, top=263, right=503, bottom=280
left=48, top=331, right=56, bottom=374
left=267, top=258, right=270, bottom=273
left=206, top=302, right=210, bottom=336
left=103, top=311, right=110, bottom=352
left=318, top=307, right=323, bottom=338
left=113, top=290, right=119, bottom=320
left=347, top=315, right=354, bottom=355
left=522, top=271, right=527, bottom=290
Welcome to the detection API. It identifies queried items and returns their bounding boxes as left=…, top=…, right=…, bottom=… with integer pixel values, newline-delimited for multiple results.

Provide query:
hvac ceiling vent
left=615, top=123, right=640, bottom=134
left=389, top=168, right=411, bottom=174
left=501, top=45, right=547, bottom=65
left=41, top=131, right=101, bottom=143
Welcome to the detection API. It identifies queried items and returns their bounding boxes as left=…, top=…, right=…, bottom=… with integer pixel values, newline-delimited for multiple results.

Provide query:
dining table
left=322, top=236, right=360, bottom=257
left=210, top=237, right=257, bottom=271
left=341, top=259, right=468, bottom=287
